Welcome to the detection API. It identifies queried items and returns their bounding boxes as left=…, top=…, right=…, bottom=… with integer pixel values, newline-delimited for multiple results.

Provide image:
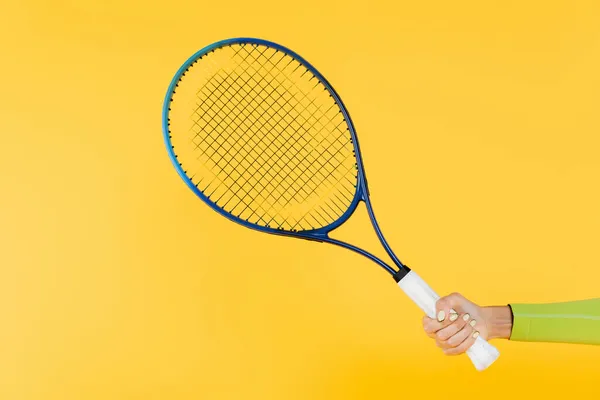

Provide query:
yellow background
left=2, top=1, right=600, bottom=399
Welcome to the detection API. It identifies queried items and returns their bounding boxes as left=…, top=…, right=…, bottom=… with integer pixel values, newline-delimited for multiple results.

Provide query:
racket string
left=169, top=42, right=359, bottom=231
left=210, top=60, right=353, bottom=228
left=201, top=66, right=340, bottom=227
left=201, top=54, right=352, bottom=212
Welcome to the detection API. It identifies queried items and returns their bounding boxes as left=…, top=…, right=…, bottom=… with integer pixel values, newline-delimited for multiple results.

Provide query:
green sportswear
left=509, top=298, right=600, bottom=345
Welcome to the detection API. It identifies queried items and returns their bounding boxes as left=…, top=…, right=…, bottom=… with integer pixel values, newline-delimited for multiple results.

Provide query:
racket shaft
left=397, top=271, right=500, bottom=371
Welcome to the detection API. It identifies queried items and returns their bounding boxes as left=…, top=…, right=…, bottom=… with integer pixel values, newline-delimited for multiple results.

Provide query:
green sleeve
left=509, top=298, right=600, bottom=345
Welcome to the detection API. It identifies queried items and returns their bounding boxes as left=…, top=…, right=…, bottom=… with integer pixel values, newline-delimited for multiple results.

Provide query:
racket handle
left=397, top=270, right=500, bottom=371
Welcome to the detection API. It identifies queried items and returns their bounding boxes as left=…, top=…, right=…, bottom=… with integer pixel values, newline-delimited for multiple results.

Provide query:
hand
left=422, top=293, right=513, bottom=356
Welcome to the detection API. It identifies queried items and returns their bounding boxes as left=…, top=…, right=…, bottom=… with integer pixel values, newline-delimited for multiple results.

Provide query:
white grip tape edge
left=397, top=270, right=500, bottom=371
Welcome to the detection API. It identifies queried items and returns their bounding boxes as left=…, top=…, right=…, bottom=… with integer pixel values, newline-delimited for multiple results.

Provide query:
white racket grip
left=397, top=270, right=500, bottom=371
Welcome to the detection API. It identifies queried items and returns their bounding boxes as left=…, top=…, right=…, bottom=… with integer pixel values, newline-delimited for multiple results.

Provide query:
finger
left=445, top=319, right=474, bottom=348
left=443, top=328, right=480, bottom=356
left=422, top=315, right=450, bottom=338
left=422, top=316, right=438, bottom=338
left=434, top=293, right=464, bottom=327
left=422, top=309, right=459, bottom=336
left=435, top=312, right=469, bottom=342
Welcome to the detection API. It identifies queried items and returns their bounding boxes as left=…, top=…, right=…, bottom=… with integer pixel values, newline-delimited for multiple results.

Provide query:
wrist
left=483, top=306, right=513, bottom=340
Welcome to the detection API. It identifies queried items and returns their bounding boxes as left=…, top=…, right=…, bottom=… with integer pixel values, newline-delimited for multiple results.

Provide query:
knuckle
left=422, top=320, right=435, bottom=333
left=460, top=336, right=476, bottom=351
left=437, top=328, right=452, bottom=341
left=444, top=347, right=458, bottom=356
left=453, top=318, right=466, bottom=329
left=458, top=342, right=471, bottom=353
left=446, top=335, right=458, bottom=347
left=434, top=298, right=447, bottom=310
left=422, top=317, right=428, bottom=328
left=448, top=292, right=463, bottom=301
left=435, top=336, right=451, bottom=348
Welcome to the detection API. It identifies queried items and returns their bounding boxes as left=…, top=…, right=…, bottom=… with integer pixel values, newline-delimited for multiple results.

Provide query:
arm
left=509, top=299, right=600, bottom=345
left=422, top=296, right=600, bottom=355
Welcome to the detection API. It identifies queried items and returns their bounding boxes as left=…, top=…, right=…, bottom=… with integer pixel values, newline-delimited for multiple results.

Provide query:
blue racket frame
left=162, top=37, right=410, bottom=279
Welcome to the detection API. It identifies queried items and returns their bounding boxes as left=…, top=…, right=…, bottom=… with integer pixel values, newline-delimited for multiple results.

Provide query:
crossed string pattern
left=168, top=43, right=359, bottom=232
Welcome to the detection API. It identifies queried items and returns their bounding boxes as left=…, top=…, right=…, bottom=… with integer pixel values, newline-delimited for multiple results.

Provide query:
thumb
left=434, top=293, right=465, bottom=322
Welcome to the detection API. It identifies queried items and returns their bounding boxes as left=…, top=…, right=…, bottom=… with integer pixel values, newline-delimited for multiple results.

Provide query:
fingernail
left=472, top=331, right=480, bottom=339
left=437, top=310, right=445, bottom=322
left=462, top=313, right=470, bottom=321
left=449, top=312, right=459, bottom=322
left=470, top=319, right=477, bottom=327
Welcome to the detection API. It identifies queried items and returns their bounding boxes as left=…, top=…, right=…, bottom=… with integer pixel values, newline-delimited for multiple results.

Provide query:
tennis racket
left=162, top=37, right=500, bottom=371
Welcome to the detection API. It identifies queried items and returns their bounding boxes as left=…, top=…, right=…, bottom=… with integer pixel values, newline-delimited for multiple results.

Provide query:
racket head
left=162, top=38, right=369, bottom=238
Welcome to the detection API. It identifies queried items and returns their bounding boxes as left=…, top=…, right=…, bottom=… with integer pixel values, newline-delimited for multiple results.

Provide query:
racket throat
left=392, top=267, right=411, bottom=282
